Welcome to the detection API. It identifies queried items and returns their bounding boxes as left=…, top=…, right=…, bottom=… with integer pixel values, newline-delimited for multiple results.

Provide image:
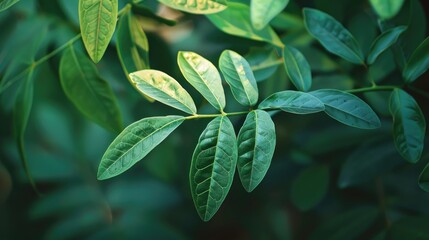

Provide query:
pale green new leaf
left=258, top=91, right=325, bottom=114
left=158, top=0, right=227, bottom=14
left=98, top=116, right=184, bottom=180
left=190, top=116, right=237, bottom=221
left=370, top=0, right=405, bottom=20
left=419, top=162, right=429, bottom=192
left=0, top=0, right=19, bottom=12
left=60, top=45, right=123, bottom=133
left=177, top=51, right=225, bottom=111
left=79, top=0, right=118, bottom=63
left=303, top=8, right=364, bottom=65
left=367, top=26, right=407, bottom=65
left=403, top=37, right=429, bottom=83
left=389, top=89, right=426, bottom=163
left=219, top=50, right=258, bottom=107
left=237, top=110, right=275, bottom=192
left=283, top=46, right=312, bottom=92
left=206, top=2, right=284, bottom=47
left=250, top=0, right=289, bottom=30
left=310, top=89, right=381, bottom=129
left=129, top=70, right=197, bottom=115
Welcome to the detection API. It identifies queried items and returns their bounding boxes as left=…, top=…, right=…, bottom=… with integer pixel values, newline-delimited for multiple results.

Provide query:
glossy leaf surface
left=98, top=116, right=184, bottom=180
left=310, top=89, right=381, bottom=129
left=259, top=91, right=325, bottom=114
left=367, top=26, right=407, bottom=64
left=237, top=110, right=276, bottom=192
left=60, top=45, right=123, bottom=132
left=129, top=70, right=197, bottom=115
left=303, top=8, right=364, bottom=64
left=79, top=0, right=118, bottom=63
left=389, top=89, right=426, bottom=163
left=250, top=0, right=289, bottom=30
left=190, top=116, right=237, bottom=221
left=178, top=51, right=225, bottom=111
left=158, top=0, right=227, bottom=14
left=219, top=50, right=258, bottom=106
left=283, top=45, right=312, bottom=92
left=370, top=0, right=405, bottom=19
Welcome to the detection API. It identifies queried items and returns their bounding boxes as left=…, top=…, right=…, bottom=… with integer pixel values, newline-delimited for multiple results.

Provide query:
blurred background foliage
left=1, top=0, right=429, bottom=239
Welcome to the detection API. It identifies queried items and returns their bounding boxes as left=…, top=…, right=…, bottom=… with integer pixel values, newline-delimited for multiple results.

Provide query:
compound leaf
left=250, top=0, right=289, bottom=30
left=129, top=70, right=197, bottom=115
left=259, top=91, right=325, bottom=114
left=310, top=89, right=381, bottom=129
left=283, top=45, right=312, bottom=92
left=219, top=50, right=258, bottom=107
left=98, top=116, right=184, bottom=180
left=79, top=0, right=118, bottom=63
left=60, top=45, right=123, bottom=133
left=158, top=0, right=227, bottom=14
left=177, top=51, right=225, bottom=112
left=303, top=8, right=364, bottom=65
left=237, top=110, right=276, bottom=192
left=389, top=89, right=426, bottom=163
left=190, top=116, right=237, bottom=221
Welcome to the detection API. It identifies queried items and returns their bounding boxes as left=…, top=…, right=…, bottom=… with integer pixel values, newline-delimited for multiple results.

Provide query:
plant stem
left=346, top=85, right=400, bottom=94
left=185, top=111, right=249, bottom=120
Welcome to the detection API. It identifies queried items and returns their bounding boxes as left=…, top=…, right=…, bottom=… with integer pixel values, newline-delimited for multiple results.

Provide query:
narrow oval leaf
left=283, top=46, right=312, bottom=92
left=290, top=165, right=330, bottom=211
left=177, top=51, right=225, bottom=112
left=419, top=162, right=429, bottom=192
left=0, top=0, right=19, bottom=12
left=98, top=116, right=184, bottom=180
left=219, top=50, right=258, bottom=107
left=190, top=116, right=237, bottom=221
left=258, top=91, right=325, bottom=114
left=129, top=70, right=197, bottom=115
left=389, top=89, right=426, bottom=163
left=403, top=36, right=429, bottom=83
left=60, top=45, right=123, bottom=133
left=310, top=89, right=381, bottom=129
left=370, top=0, right=405, bottom=20
left=367, top=26, right=407, bottom=65
left=250, top=0, right=289, bottom=30
left=158, top=0, right=227, bottom=14
left=79, top=0, right=118, bottom=63
left=206, top=2, right=284, bottom=47
left=303, top=8, right=364, bottom=65
left=237, top=110, right=276, bottom=192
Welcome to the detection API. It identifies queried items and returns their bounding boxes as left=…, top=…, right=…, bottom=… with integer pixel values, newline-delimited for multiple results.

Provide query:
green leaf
left=250, top=0, right=289, bottom=30
left=367, top=26, right=407, bottom=65
left=310, top=89, right=381, bottom=129
left=418, top=160, right=429, bottom=192
left=177, top=51, right=225, bottom=112
left=158, top=0, right=227, bottom=14
left=129, top=70, right=197, bottom=115
left=206, top=2, right=284, bottom=47
left=290, top=165, right=330, bottom=211
left=131, top=3, right=176, bottom=26
left=389, top=89, right=426, bottom=163
left=388, top=216, right=429, bottom=240
left=370, top=0, right=405, bottom=20
left=98, top=116, right=184, bottom=180
left=283, top=45, right=312, bottom=92
left=0, top=0, right=19, bottom=12
left=258, top=91, right=325, bottom=114
left=60, top=45, right=123, bottom=133
left=190, top=116, right=237, bottom=221
left=237, top=110, right=276, bottom=192
left=79, top=0, right=118, bottom=63
left=403, top=37, right=429, bottom=83
left=245, top=47, right=281, bottom=82
left=303, top=8, right=364, bottom=65
left=219, top=50, right=258, bottom=107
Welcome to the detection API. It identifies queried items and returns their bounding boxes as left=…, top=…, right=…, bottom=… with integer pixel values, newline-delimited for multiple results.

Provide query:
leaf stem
left=346, top=85, right=400, bottom=94
left=185, top=111, right=249, bottom=120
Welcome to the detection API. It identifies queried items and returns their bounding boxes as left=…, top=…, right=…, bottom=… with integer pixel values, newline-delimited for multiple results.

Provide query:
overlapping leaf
left=219, top=50, right=258, bottom=107
left=367, top=26, right=407, bottom=65
left=190, top=116, right=237, bottom=221
left=403, top=36, right=429, bottom=83
left=259, top=91, right=325, bottom=114
left=283, top=46, right=312, bottom=91
left=303, top=8, right=364, bottom=64
left=310, top=89, right=381, bottom=129
left=250, top=0, right=289, bottom=30
left=389, top=89, right=426, bottom=163
left=158, top=0, right=227, bottom=14
left=60, top=45, right=123, bottom=132
left=98, top=116, right=184, bottom=180
left=237, top=110, right=276, bottom=192
left=177, top=51, right=225, bottom=112
left=245, top=47, right=281, bottom=82
left=79, top=0, right=118, bottom=63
